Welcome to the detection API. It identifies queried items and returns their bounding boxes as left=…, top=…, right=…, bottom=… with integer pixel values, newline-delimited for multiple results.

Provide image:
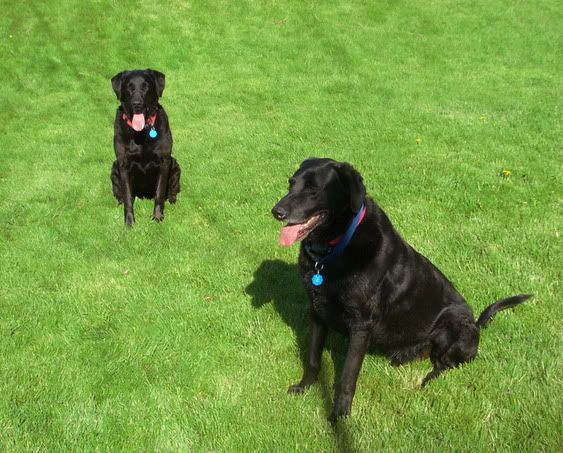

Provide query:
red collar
left=121, top=113, right=157, bottom=129
left=328, top=206, right=367, bottom=246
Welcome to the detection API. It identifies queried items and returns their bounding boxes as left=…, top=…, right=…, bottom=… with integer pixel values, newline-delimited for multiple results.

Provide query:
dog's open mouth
left=279, top=213, right=325, bottom=247
left=131, top=113, right=145, bottom=131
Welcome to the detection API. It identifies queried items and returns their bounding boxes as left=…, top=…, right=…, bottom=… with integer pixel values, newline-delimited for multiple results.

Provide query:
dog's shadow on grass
left=245, top=259, right=358, bottom=452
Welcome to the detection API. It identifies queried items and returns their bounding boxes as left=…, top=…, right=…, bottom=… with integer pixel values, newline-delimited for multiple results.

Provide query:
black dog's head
left=111, top=69, right=165, bottom=130
left=272, top=158, right=366, bottom=246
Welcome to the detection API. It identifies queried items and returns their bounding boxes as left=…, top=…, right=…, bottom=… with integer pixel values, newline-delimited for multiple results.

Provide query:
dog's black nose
left=272, top=205, right=287, bottom=220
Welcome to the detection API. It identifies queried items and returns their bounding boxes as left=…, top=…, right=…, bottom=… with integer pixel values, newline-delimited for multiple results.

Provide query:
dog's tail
left=476, top=294, right=532, bottom=329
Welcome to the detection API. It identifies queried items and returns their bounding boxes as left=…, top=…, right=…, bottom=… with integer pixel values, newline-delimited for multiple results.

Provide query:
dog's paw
left=152, top=207, right=164, bottom=222
left=125, top=212, right=135, bottom=226
left=288, top=383, right=307, bottom=395
left=329, top=395, right=352, bottom=423
left=328, top=410, right=350, bottom=424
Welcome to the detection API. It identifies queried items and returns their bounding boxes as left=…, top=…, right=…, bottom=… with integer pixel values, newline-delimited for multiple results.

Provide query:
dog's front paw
left=329, top=395, right=352, bottom=423
left=152, top=207, right=164, bottom=222
left=288, top=383, right=308, bottom=395
left=125, top=212, right=135, bottom=226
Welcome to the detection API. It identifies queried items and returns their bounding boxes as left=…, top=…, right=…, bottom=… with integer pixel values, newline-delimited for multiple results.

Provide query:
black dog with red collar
left=272, top=158, right=531, bottom=422
left=110, top=69, right=181, bottom=225
left=121, top=112, right=158, bottom=139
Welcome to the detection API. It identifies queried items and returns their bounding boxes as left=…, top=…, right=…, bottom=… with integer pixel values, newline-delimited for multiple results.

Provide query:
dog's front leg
left=153, top=157, right=171, bottom=222
left=288, top=314, right=327, bottom=394
left=118, top=161, right=135, bottom=226
left=330, top=329, right=370, bottom=422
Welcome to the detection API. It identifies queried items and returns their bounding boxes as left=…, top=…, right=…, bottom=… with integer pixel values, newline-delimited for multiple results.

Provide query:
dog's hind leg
left=423, top=295, right=530, bottom=386
left=422, top=305, right=479, bottom=387
left=389, top=343, right=431, bottom=367
left=421, top=366, right=446, bottom=387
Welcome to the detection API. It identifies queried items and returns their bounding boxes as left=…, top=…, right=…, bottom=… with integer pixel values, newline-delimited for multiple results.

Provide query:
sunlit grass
left=0, top=1, right=560, bottom=451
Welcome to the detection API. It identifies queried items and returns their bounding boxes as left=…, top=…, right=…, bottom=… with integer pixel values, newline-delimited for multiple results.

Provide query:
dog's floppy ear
left=335, top=162, right=366, bottom=213
left=147, top=69, right=166, bottom=97
left=111, top=71, right=129, bottom=100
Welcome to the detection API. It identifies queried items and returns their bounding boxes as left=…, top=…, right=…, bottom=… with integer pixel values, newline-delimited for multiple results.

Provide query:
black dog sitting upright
left=272, top=158, right=530, bottom=422
left=110, top=69, right=180, bottom=225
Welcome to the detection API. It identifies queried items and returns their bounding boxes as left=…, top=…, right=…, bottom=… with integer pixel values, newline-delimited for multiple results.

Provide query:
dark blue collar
left=307, top=204, right=366, bottom=287
left=318, top=204, right=366, bottom=264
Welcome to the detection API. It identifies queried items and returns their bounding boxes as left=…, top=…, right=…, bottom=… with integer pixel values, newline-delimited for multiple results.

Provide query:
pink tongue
left=279, top=224, right=302, bottom=247
left=131, top=114, right=145, bottom=131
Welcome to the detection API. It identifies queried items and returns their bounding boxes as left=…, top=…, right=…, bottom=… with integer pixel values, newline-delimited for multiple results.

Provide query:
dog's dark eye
left=288, top=178, right=296, bottom=187
left=141, top=82, right=149, bottom=92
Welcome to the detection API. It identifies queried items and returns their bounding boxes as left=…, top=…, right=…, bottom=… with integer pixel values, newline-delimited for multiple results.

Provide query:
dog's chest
left=301, top=259, right=381, bottom=333
left=125, top=140, right=161, bottom=167
left=305, top=272, right=361, bottom=331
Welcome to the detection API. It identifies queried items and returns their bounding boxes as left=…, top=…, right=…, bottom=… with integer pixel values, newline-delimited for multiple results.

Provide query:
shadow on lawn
left=246, top=259, right=359, bottom=453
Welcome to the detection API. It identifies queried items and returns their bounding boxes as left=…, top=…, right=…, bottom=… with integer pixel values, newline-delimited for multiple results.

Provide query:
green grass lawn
left=1, top=0, right=561, bottom=451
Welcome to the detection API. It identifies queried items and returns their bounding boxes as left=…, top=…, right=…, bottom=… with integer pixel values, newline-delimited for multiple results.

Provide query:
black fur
left=272, top=158, right=531, bottom=422
left=110, top=69, right=180, bottom=225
